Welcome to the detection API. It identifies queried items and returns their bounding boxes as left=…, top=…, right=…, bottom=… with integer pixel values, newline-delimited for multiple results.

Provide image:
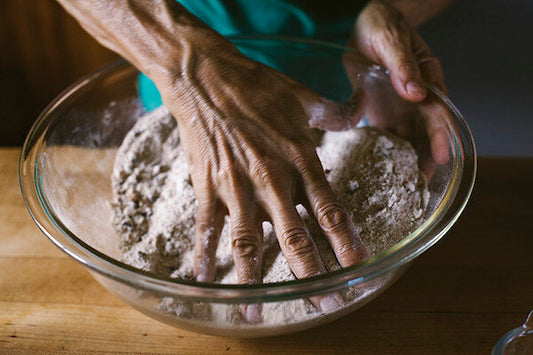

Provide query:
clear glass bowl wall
left=20, top=37, right=476, bottom=337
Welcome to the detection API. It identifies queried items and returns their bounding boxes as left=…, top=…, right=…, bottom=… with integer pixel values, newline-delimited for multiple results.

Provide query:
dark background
left=419, top=0, right=533, bottom=157
left=2, top=1, right=532, bottom=156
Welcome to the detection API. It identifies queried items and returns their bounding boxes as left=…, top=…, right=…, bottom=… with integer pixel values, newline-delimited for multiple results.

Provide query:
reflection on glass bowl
left=19, top=37, right=476, bottom=337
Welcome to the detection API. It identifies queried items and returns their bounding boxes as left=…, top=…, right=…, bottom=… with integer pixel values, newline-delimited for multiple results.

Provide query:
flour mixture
left=111, top=106, right=429, bottom=325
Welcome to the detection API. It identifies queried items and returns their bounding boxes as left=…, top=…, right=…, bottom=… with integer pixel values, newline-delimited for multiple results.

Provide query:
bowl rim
left=19, top=36, right=477, bottom=303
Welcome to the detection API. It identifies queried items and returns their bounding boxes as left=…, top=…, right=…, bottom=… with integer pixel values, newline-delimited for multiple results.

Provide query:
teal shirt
left=178, top=0, right=367, bottom=43
left=140, top=0, right=368, bottom=110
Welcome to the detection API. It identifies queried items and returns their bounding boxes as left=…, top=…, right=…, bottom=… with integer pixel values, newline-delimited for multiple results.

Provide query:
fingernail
left=241, top=304, right=262, bottom=324
left=195, top=260, right=215, bottom=283
left=406, top=81, right=426, bottom=97
left=195, top=271, right=213, bottom=283
left=195, top=274, right=208, bottom=283
left=319, top=294, right=343, bottom=313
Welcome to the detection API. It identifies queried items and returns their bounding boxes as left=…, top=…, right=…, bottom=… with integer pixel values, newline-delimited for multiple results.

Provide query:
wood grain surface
left=1, top=0, right=119, bottom=145
left=1, top=149, right=532, bottom=354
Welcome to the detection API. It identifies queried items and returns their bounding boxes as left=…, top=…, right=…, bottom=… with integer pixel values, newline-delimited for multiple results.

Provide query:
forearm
left=382, top=0, right=456, bottom=27
left=56, top=0, right=231, bottom=86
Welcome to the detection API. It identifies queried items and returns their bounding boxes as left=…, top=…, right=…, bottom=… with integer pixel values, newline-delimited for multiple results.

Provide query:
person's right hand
left=57, top=0, right=369, bottom=321
left=154, top=37, right=369, bottom=295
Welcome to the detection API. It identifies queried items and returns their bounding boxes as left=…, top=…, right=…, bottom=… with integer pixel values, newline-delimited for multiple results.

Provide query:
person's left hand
left=340, top=0, right=451, bottom=178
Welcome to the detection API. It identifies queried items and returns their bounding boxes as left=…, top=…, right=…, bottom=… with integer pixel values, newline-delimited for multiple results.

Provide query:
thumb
left=374, top=32, right=427, bottom=102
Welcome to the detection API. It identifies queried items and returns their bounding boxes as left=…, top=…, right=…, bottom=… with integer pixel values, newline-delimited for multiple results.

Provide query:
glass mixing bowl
left=19, top=37, right=476, bottom=337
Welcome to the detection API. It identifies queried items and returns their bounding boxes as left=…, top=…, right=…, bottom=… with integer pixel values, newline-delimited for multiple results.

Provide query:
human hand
left=56, top=0, right=368, bottom=322
left=154, top=38, right=369, bottom=309
left=343, top=0, right=451, bottom=177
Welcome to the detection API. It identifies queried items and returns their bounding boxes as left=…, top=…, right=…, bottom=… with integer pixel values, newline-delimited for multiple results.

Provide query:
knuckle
left=195, top=221, right=213, bottom=237
left=231, top=218, right=252, bottom=235
left=335, top=241, right=357, bottom=260
left=231, top=233, right=260, bottom=259
left=195, top=211, right=216, bottom=237
left=282, top=227, right=314, bottom=257
left=317, top=202, right=351, bottom=232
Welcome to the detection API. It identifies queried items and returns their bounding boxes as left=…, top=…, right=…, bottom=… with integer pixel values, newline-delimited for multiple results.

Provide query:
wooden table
left=1, top=148, right=532, bottom=354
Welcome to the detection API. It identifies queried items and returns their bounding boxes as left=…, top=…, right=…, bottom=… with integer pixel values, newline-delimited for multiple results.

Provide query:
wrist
left=147, top=31, right=257, bottom=119
left=139, top=26, right=233, bottom=82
